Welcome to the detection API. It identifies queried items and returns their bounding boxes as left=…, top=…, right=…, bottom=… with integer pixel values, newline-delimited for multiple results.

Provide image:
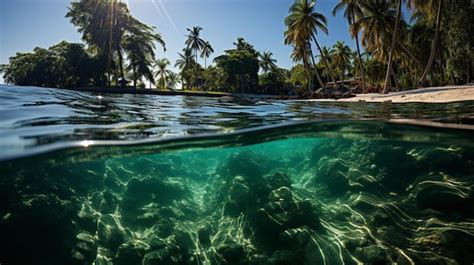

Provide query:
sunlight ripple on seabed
left=1, top=123, right=473, bottom=265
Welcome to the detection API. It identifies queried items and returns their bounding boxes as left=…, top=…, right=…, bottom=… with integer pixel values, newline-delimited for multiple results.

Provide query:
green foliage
left=1, top=42, right=94, bottom=88
left=443, top=1, right=472, bottom=83
left=364, top=58, right=385, bottom=86
left=202, top=66, right=227, bottom=91
left=289, top=64, right=309, bottom=92
left=259, top=68, right=290, bottom=95
left=214, top=38, right=260, bottom=93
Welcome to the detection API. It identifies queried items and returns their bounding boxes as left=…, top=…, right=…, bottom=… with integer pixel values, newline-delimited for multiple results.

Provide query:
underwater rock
left=313, top=157, right=350, bottom=195
left=265, top=172, right=292, bottom=190
left=72, top=232, right=97, bottom=264
left=224, top=176, right=251, bottom=216
left=97, top=214, right=127, bottom=252
left=219, top=151, right=266, bottom=180
left=142, top=246, right=186, bottom=265
left=113, top=242, right=147, bottom=265
left=266, top=250, right=303, bottom=265
left=216, top=242, right=248, bottom=265
left=197, top=225, right=212, bottom=246
left=121, top=176, right=188, bottom=226
left=255, top=187, right=321, bottom=246
left=355, top=245, right=392, bottom=265
left=413, top=178, right=474, bottom=214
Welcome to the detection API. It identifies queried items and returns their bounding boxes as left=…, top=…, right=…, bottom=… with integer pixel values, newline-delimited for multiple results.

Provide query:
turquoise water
left=0, top=86, right=474, bottom=265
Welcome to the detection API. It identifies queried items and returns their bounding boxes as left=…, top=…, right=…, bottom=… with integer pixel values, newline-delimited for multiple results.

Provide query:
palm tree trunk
left=117, top=44, right=125, bottom=87
left=132, top=61, right=137, bottom=89
left=383, top=0, right=402, bottom=94
left=194, top=50, right=198, bottom=89
left=352, top=15, right=366, bottom=93
left=309, top=47, right=325, bottom=89
left=312, top=34, right=337, bottom=85
left=391, top=67, right=399, bottom=89
left=419, top=0, right=443, bottom=85
left=106, top=6, right=114, bottom=88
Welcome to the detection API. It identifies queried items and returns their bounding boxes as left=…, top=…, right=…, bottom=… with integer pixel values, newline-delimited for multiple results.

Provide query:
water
left=0, top=85, right=473, bottom=265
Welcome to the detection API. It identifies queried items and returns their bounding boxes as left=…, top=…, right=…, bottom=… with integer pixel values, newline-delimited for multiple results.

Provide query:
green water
left=1, top=121, right=473, bottom=265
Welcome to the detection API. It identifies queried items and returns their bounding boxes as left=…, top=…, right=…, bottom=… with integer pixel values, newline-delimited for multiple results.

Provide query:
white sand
left=336, top=85, right=474, bottom=103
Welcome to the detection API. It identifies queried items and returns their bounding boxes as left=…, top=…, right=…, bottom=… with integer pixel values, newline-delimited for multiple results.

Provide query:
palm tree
left=409, top=0, right=442, bottom=85
left=259, top=51, right=278, bottom=74
left=122, top=27, right=165, bottom=88
left=383, top=0, right=402, bottom=93
left=166, top=72, right=180, bottom=90
left=200, top=41, right=214, bottom=68
left=333, top=0, right=366, bottom=91
left=155, top=58, right=172, bottom=90
left=66, top=0, right=166, bottom=87
left=175, top=48, right=195, bottom=89
left=285, top=0, right=337, bottom=88
left=185, top=26, right=205, bottom=84
left=331, top=41, right=352, bottom=83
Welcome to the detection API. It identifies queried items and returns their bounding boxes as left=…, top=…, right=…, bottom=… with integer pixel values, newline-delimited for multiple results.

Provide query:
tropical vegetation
left=1, top=0, right=473, bottom=96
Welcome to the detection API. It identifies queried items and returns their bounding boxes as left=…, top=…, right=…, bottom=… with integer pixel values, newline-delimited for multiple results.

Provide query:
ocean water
left=0, top=85, right=473, bottom=265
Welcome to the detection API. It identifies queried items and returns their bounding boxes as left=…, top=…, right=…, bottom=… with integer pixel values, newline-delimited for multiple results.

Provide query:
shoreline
left=3, top=84, right=473, bottom=103
left=64, top=87, right=232, bottom=98
left=335, top=85, right=474, bottom=103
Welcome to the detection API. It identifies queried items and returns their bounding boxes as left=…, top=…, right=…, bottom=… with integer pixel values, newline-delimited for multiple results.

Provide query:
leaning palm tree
left=331, top=41, right=352, bottom=83
left=333, top=0, right=366, bottom=91
left=285, top=0, right=337, bottom=87
left=200, top=41, right=214, bottom=68
left=259, top=51, right=278, bottom=74
left=409, top=0, right=442, bottom=85
left=382, top=0, right=403, bottom=93
left=354, top=1, right=400, bottom=89
left=155, top=58, right=172, bottom=90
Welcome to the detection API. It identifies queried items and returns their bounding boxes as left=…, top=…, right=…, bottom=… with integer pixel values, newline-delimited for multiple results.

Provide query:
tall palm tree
left=333, top=0, right=367, bottom=91
left=409, top=0, right=442, bottom=85
left=331, top=41, right=352, bottom=83
left=259, top=51, right=278, bottom=74
left=66, top=0, right=165, bottom=87
left=285, top=0, right=337, bottom=88
left=175, top=48, right=195, bottom=89
left=200, top=41, right=214, bottom=68
left=155, top=58, right=172, bottom=90
left=383, top=0, right=402, bottom=93
left=185, top=26, right=205, bottom=82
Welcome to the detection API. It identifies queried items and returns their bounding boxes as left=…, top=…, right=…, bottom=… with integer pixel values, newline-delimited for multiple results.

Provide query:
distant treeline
left=1, top=0, right=473, bottom=95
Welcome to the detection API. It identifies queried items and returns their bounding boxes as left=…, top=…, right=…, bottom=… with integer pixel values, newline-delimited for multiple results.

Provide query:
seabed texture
left=1, top=123, right=473, bottom=265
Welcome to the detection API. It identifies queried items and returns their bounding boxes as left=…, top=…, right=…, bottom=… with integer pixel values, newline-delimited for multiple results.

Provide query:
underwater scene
left=1, top=121, right=473, bottom=265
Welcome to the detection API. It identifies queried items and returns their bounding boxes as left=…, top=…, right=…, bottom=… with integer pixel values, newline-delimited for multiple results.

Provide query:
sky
left=0, top=0, right=360, bottom=82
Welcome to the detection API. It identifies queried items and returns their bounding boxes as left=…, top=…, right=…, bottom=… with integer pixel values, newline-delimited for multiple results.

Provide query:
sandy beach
left=336, top=85, right=474, bottom=103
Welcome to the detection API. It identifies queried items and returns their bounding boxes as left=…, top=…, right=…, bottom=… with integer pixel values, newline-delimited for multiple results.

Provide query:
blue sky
left=1, top=0, right=360, bottom=75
